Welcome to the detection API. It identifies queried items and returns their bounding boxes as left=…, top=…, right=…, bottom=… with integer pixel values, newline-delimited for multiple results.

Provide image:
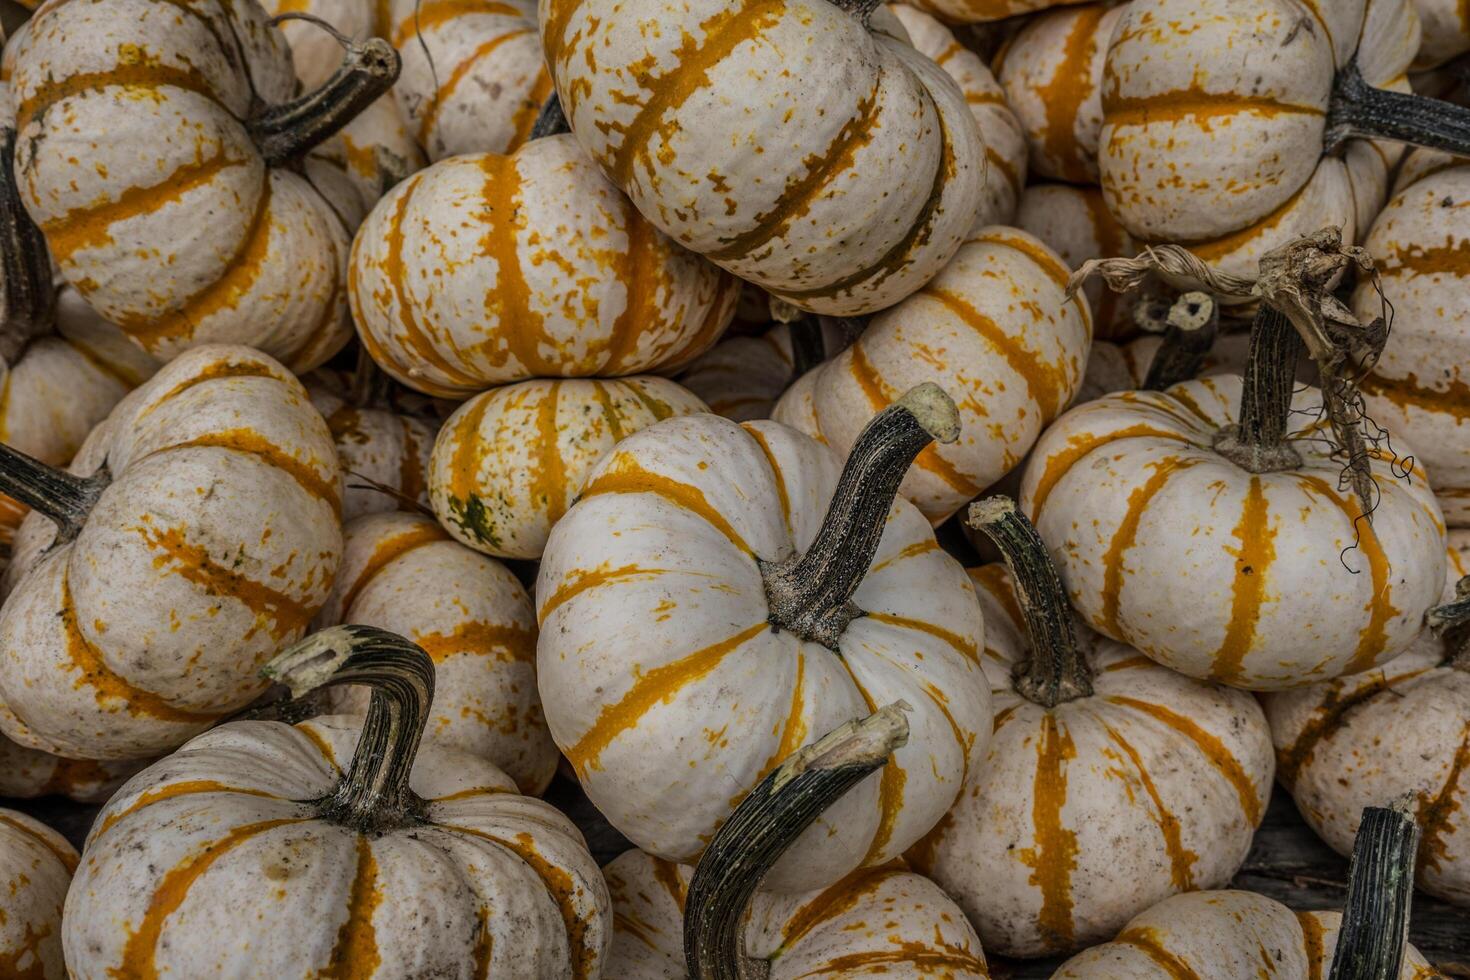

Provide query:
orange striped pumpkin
left=0, top=808, right=75, bottom=980
left=430, top=377, right=707, bottom=559
left=1019, top=375, right=1448, bottom=689
left=0, top=345, right=343, bottom=760
left=910, top=558, right=1273, bottom=957
left=1053, top=889, right=1437, bottom=978
left=1098, top=0, right=1419, bottom=281
left=680, top=321, right=845, bottom=422
left=1351, top=160, right=1470, bottom=525
left=890, top=4, right=1028, bottom=230
left=535, top=409, right=990, bottom=893
left=307, top=376, right=436, bottom=521
left=1015, top=182, right=1138, bottom=340
left=540, top=0, right=988, bottom=316
left=388, top=0, right=549, bottom=160
left=605, top=850, right=991, bottom=977
left=349, top=136, right=739, bottom=397
left=902, top=0, right=1094, bottom=25
left=1410, top=0, right=1470, bottom=68
left=774, top=227, right=1092, bottom=524
left=997, top=3, right=1127, bottom=184
left=313, top=511, right=557, bottom=793
left=0, top=734, right=145, bottom=803
left=1262, top=538, right=1470, bottom=906
left=10, top=0, right=381, bottom=372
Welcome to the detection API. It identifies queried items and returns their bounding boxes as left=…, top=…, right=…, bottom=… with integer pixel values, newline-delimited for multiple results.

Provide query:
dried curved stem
left=251, top=37, right=401, bottom=164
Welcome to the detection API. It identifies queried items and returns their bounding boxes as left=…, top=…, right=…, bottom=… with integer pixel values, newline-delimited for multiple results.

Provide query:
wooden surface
left=9, top=779, right=1467, bottom=976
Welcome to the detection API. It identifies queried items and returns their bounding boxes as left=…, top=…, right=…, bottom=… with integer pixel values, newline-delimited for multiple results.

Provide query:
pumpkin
left=680, top=321, right=845, bottom=422
left=430, top=376, right=708, bottom=559
left=0, top=807, right=76, bottom=980
left=541, top=0, right=988, bottom=316
left=63, top=624, right=612, bottom=978
left=313, top=510, right=557, bottom=793
left=0, top=734, right=145, bottom=803
left=1020, top=243, right=1448, bottom=689
left=0, top=345, right=344, bottom=760
left=774, top=226, right=1092, bottom=524
left=889, top=0, right=1093, bottom=25
left=997, top=3, right=1127, bottom=184
left=908, top=497, right=1273, bottom=957
left=1262, top=541, right=1470, bottom=906
left=1410, top=0, right=1470, bottom=69
left=536, top=383, right=991, bottom=893
left=306, top=372, right=436, bottom=521
left=889, top=3, right=1028, bottom=231
left=261, top=0, right=388, bottom=89
left=1351, top=160, right=1470, bottom=525
left=349, top=130, right=739, bottom=398
left=1053, top=804, right=1433, bottom=979
left=1098, top=0, right=1429, bottom=282
left=1016, top=182, right=1138, bottom=340
left=10, top=0, right=401, bottom=372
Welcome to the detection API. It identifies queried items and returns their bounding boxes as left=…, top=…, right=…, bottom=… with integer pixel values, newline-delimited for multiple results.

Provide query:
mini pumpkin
left=1015, top=182, right=1139, bottom=340
left=0, top=734, right=145, bottom=803
left=349, top=131, right=739, bottom=397
left=1351, top=160, right=1470, bottom=525
left=64, top=625, right=612, bottom=978
left=314, top=511, right=557, bottom=793
left=536, top=384, right=991, bottom=893
left=909, top=498, right=1273, bottom=958
left=0, top=345, right=343, bottom=760
left=0, top=807, right=76, bottom=980
left=997, top=3, right=1127, bottom=184
left=1099, top=0, right=1428, bottom=281
left=11, top=0, right=400, bottom=371
left=541, top=0, right=988, bottom=316
left=307, top=372, right=436, bottom=521
left=430, top=376, right=707, bottom=559
left=680, top=321, right=845, bottom=422
left=774, top=226, right=1092, bottom=523
left=887, top=0, right=1094, bottom=25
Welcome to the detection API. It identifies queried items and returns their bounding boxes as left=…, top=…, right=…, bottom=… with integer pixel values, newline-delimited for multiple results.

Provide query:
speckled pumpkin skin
left=1053, top=890, right=1436, bottom=978
left=0, top=346, right=344, bottom=760
left=64, top=714, right=611, bottom=978
left=1099, top=0, right=1418, bottom=281
left=349, top=137, right=739, bottom=397
left=998, top=3, right=1126, bottom=184
left=11, top=0, right=355, bottom=372
left=314, top=511, right=557, bottom=794
left=540, top=0, right=987, bottom=316
left=307, top=381, right=435, bottom=522
left=1020, top=375, right=1448, bottom=690
left=1015, top=182, right=1138, bottom=339
left=1353, top=162, right=1470, bottom=526
left=680, top=321, right=846, bottom=423
left=604, top=850, right=991, bottom=978
left=0, top=735, right=146, bottom=803
left=1263, top=539, right=1470, bottom=906
left=774, top=227, right=1092, bottom=524
left=0, top=808, right=76, bottom=980
left=536, top=414, right=990, bottom=894
left=909, top=563, right=1273, bottom=958
left=890, top=4, right=1027, bottom=232
left=430, top=377, right=707, bottom=560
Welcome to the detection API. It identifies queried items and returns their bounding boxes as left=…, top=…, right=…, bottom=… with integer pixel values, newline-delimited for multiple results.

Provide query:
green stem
left=683, top=704, right=909, bottom=980
left=262, top=624, right=433, bottom=833
left=1213, top=304, right=1303, bottom=472
left=1327, top=800, right=1419, bottom=980
left=250, top=37, right=401, bottom=165
left=1327, top=59, right=1470, bottom=158
left=0, top=443, right=107, bottom=543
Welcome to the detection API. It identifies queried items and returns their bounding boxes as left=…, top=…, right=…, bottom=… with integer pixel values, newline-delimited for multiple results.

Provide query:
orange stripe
left=414, top=621, right=536, bottom=663
left=1416, top=719, right=1470, bottom=877
left=1100, top=722, right=1197, bottom=890
left=1298, top=910, right=1327, bottom=980
left=97, top=780, right=281, bottom=837
left=1108, top=696, right=1261, bottom=824
left=508, top=69, right=555, bottom=149
left=530, top=382, right=571, bottom=527
left=338, top=523, right=448, bottom=614
left=1027, top=424, right=1193, bottom=517
left=477, top=153, right=556, bottom=376
left=1099, top=456, right=1199, bottom=637
left=146, top=359, right=283, bottom=410
left=922, top=285, right=1065, bottom=419
left=1274, top=668, right=1430, bottom=787
left=602, top=201, right=660, bottom=374
left=1103, top=88, right=1323, bottom=128
left=1035, top=5, right=1107, bottom=183
left=169, top=429, right=341, bottom=515
left=753, top=652, right=807, bottom=780
left=581, top=455, right=752, bottom=554
left=539, top=564, right=672, bottom=622
left=1179, top=179, right=1310, bottom=261
left=1019, top=713, right=1078, bottom=951
left=17, top=61, right=220, bottom=132
left=777, top=864, right=906, bottom=953
left=390, top=0, right=525, bottom=44
left=413, top=29, right=534, bottom=146
left=865, top=611, right=979, bottom=663
left=316, top=836, right=383, bottom=979
left=743, top=423, right=792, bottom=538
left=1114, top=927, right=1200, bottom=980
left=1210, top=477, right=1276, bottom=685
left=0, top=812, right=76, bottom=874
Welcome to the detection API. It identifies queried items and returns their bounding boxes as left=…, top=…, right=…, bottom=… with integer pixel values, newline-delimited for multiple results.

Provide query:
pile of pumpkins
left=0, top=0, right=1468, bottom=974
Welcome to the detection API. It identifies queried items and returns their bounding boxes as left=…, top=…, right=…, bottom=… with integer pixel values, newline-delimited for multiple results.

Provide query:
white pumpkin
left=63, top=626, right=612, bottom=978
left=0, top=345, right=343, bottom=759
left=900, top=0, right=1095, bottom=25
left=1015, top=182, right=1138, bottom=340
left=314, top=511, right=558, bottom=793
left=541, top=0, right=988, bottom=315
left=774, top=226, right=1092, bottom=523
left=349, top=136, right=739, bottom=397
left=307, top=375, right=436, bottom=521
left=0, top=808, right=76, bottom=980
left=430, top=376, right=708, bottom=559
left=0, top=735, right=145, bottom=803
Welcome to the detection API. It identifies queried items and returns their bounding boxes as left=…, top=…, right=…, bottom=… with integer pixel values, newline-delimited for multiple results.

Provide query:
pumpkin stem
left=827, top=0, right=886, bottom=24
left=968, top=496, right=1092, bottom=708
left=261, top=624, right=434, bottom=833
left=250, top=37, right=401, bottom=165
left=1327, top=59, right=1470, bottom=159
left=1140, top=291, right=1219, bottom=391
left=1212, top=303, right=1304, bottom=472
left=0, top=124, right=57, bottom=361
left=531, top=93, right=571, bottom=140
left=763, top=383, right=959, bottom=650
left=1327, top=799, right=1419, bottom=980
left=683, top=703, right=909, bottom=980
left=1426, top=574, right=1470, bottom=671
left=0, top=443, right=107, bottom=543
left=787, top=319, right=826, bottom=380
